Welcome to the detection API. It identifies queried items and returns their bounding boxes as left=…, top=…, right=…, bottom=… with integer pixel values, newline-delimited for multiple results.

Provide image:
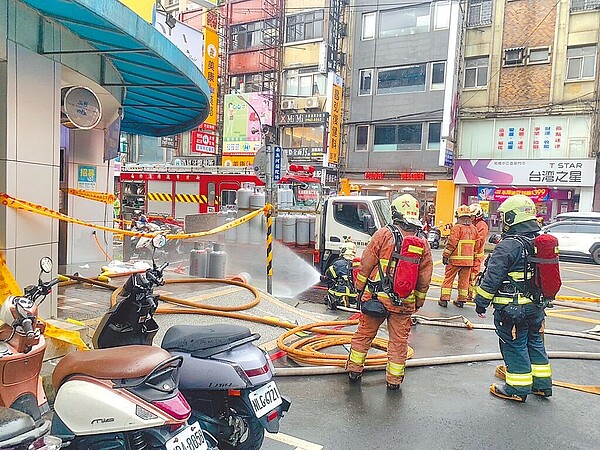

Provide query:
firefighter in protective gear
left=347, top=194, right=433, bottom=390
left=469, top=203, right=489, bottom=300
left=474, top=195, right=552, bottom=402
left=439, top=205, right=477, bottom=308
left=321, top=240, right=358, bottom=309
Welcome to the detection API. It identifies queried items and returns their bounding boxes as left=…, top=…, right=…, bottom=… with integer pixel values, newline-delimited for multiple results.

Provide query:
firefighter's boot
left=386, top=376, right=404, bottom=391
left=438, top=300, right=448, bottom=307
left=490, top=383, right=526, bottom=403
left=453, top=300, right=465, bottom=308
left=348, top=371, right=362, bottom=384
left=532, top=387, right=553, bottom=398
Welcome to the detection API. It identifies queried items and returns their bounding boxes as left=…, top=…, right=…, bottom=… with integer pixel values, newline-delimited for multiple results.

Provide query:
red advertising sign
left=364, top=172, right=425, bottom=181
left=191, top=130, right=216, bottom=154
left=494, top=187, right=549, bottom=202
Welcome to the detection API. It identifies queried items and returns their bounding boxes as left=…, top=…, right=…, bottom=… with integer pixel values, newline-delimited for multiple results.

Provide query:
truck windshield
left=372, top=199, right=392, bottom=227
left=291, top=181, right=322, bottom=209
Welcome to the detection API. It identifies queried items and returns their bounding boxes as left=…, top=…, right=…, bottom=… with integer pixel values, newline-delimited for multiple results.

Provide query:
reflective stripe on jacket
left=474, top=218, right=489, bottom=259
left=355, top=224, right=433, bottom=314
left=443, top=223, right=477, bottom=266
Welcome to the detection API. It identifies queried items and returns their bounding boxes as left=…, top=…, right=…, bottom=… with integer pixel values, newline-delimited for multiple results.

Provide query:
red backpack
left=378, top=225, right=425, bottom=305
left=530, top=234, right=561, bottom=299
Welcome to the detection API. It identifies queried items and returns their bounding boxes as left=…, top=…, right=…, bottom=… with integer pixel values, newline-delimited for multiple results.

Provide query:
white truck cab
left=316, top=196, right=392, bottom=272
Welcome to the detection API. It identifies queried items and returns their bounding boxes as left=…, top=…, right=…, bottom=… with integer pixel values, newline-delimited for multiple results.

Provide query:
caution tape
left=0, top=252, right=22, bottom=302
left=41, top=319, right=89, bottom=351
left=0, top=193, right=268, bottom=240
left=63, top=188, right=116, bottom=204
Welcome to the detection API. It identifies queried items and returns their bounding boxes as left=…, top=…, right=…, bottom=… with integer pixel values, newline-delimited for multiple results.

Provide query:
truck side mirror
left=362, top=214, right=376, bottom=235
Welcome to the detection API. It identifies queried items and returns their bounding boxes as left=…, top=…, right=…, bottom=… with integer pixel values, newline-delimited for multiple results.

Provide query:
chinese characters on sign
left=284, top=147, right=324, bottom=160
left=273, top=146, right=282, bottom=182
left=279, top=112, right=328, bottom=125
left=364, top=172, right=425, bottom=181
left=328, top=83, right=343, bottom=164
left=497, top=126, right=526, bottom=151
left=203, top=25, right=219, bottom=127
left=77, top=165, right=97, bottom=190
left=191, top=130, right=216, bottom=154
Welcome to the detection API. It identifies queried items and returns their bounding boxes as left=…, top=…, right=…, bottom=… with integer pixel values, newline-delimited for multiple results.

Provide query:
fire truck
left=119, top=163, right=323, bottom=219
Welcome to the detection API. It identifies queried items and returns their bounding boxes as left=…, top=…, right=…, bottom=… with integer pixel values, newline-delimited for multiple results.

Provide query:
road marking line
left=265, top=432, right=323, bottom=450
left=560, top=284, right=600, bottom=298
left=562, top=279, right=600, bottom=283
left=561, top=267, right=600, bottom=279
left=546, top=312, right=600, bottom=325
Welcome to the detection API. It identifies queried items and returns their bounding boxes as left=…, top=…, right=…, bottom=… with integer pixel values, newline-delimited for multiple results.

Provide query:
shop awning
left=18, top=0, right=211, bottom=137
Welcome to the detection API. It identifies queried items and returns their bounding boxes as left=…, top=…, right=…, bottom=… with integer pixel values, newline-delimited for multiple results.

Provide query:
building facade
left=456, top=0, right=600, bottom=230
left=344, top=0, right=462, bottom=220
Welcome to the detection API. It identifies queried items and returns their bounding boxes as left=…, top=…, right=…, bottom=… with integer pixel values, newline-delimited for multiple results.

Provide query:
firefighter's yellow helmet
left=455, top=204, right=472, bottom=218
left=498, top=195, right=537, bottom=228
left=469, top=203, right=483, bottom=218
left=340, top=241, right=357, bottom=260
left=391, top=194, right=422, bottom=228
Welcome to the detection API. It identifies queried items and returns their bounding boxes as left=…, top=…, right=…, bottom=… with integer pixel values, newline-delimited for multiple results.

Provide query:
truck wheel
left=592, top=247, right=600, bottom=265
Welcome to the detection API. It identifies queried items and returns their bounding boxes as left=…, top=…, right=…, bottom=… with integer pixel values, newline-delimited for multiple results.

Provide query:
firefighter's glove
left=442, top=256, right=449, bottom=265
left=320, top=275, right=327, bottom=283
left=475, top=304, right=487, bottom=318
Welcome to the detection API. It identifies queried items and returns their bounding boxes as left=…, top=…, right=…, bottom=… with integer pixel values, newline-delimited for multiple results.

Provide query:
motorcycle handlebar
left=21, top=318, right=35, bottom=339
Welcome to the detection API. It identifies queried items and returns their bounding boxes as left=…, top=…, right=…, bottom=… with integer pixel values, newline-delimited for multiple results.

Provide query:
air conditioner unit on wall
left=281, top=99, right=297, bottom=110
left=306, top=97, right=320, bottom=109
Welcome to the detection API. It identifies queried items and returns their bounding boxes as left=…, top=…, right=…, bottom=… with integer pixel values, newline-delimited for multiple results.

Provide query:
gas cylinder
left=249, top=187, right=266, bottom=209
left=309, top=215, right=316, bottom=244
left=225, top=216, right=237, bottom=243
left=237, top=182, right=254, bottom=210
left=249, top=214, right=264, bottom=245
left=274, top=215, right=283, bottom=241
left=189, top=242, right=209, bottom=277
left=278, top=184, right=293, bottom=209
left=296, top=214, right=310, bottom=246
left=282, top=214, right=297, bottom=245
left=208, top=243, right=227, bottom=279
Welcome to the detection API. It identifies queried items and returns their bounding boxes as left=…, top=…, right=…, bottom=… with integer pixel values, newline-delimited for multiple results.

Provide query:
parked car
left=542, top=220, right=600, bottom=264
left=556, top=211, right=600, bottom=222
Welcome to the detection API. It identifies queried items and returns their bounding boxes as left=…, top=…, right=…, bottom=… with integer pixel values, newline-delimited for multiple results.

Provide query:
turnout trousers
left=469, top=256, right=485, bottom=300
left=347, top=312, right=412, bottom=385
left=493, top=303, right=552, bottom=397
left=441, top=264, right=471, bottom=302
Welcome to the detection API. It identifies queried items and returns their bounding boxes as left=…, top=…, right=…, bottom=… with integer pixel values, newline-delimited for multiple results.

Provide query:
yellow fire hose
left=59, top=274, right=600, bottom=395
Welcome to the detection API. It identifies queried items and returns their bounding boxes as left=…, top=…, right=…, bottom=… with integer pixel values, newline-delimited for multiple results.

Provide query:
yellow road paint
left=560, top=284, right=600, bottom=298
left=546, top=312, right=600, bottom=325
left=561, top=267, right=600, bottom=279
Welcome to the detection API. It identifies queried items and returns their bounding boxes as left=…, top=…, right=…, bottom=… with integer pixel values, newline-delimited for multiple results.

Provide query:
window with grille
left=467, top=0, right=493, bottom=27
left=464, top=56, right=489, bottom=88
left=286, top=10, right=325, bottom=43
left=570, top=0, right=600, bottom=12
left=566, top=45, right=596, bottom=80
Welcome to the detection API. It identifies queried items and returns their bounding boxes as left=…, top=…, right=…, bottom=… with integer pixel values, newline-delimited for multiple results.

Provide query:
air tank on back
left=282, top=214, right=297, bottom=245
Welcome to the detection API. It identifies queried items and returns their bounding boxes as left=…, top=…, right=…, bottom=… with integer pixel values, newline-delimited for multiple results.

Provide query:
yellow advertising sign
left=222, top=155, right=255, bottom=167
left=328, top=83, right=343, bottom=164
left=203, top=27, right=219, bottom=127
left=118, top=0, right=155, bottom=23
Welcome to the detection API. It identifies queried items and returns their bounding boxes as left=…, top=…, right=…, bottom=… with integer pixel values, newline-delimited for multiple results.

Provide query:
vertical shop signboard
left=203, top=25, right=219, bottom=128
left=327, top=77, right=343, bottom=165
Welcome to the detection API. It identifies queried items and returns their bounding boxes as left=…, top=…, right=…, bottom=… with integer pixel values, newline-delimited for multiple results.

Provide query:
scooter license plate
left=166, top=422, right=207, bottom=450
left=248, top=381, right=283, bottom=418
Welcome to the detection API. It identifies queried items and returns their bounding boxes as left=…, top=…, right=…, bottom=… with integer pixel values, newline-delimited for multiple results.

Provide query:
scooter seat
left=52, top=345, right=173, bottom=390
left=162, top=324, right=251, bottom=353
left=0, top=407, right=40, bottom=447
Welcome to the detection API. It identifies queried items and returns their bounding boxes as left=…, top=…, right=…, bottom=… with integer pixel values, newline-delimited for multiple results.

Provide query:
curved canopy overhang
left=19, top=0, right=211, bottom=137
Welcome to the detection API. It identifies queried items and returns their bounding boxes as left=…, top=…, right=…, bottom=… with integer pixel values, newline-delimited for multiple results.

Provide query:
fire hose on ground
left=59, top=274, right=600, bottom=395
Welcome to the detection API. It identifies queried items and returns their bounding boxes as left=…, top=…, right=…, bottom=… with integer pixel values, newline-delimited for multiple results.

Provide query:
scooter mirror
left=152, top=234, right=167, bottom=249
left=40, top=257, right=52, bottom=273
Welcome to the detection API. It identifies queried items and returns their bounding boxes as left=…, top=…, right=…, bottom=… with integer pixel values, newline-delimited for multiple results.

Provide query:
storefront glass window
left=281, top=126, right=325, bottom=148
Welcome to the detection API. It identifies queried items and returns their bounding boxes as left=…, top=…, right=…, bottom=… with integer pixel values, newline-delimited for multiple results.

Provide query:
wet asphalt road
left=58, top=249, right=600, bottom=449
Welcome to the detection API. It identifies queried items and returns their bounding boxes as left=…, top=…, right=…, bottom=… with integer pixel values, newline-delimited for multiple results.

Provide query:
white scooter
left=0, top=256, right=209, bottom=450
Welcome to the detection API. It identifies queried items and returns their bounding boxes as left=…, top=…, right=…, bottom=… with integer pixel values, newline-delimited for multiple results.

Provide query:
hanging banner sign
left=64, top=188, right=116, bottom=204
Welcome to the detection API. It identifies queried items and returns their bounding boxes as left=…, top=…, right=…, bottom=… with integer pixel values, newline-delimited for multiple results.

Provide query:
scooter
left=93, top=235, right=291, bottom=450
left=0, top=406, right=61, bottom=449
left=427, top=227, right=441, bottom=249
left=1, top=256, right=209, bottom=450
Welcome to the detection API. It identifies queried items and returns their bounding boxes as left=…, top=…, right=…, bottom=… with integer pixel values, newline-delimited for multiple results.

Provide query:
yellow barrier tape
left=0, top=252, right=22, bottom=303
left=0, top=193, right=268, bottom=240
left=41, top=319, right=88, bottom=350
left=63, top=188, right=116, bottom=204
